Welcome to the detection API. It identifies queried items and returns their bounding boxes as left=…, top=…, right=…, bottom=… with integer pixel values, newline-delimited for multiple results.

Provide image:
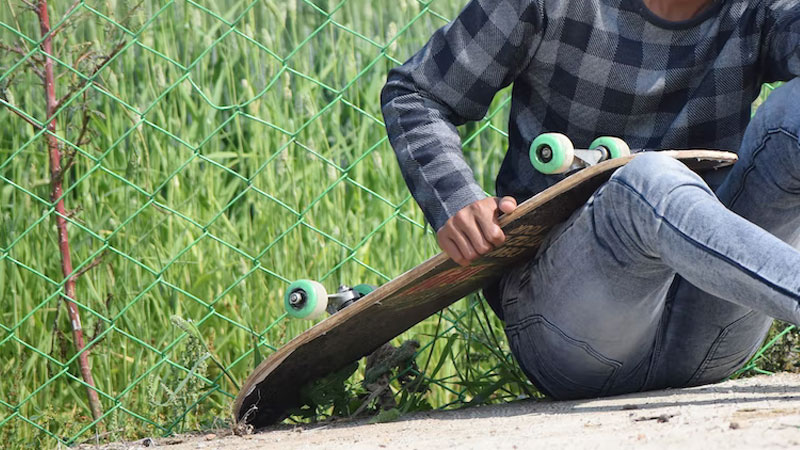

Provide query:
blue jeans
left=502, top=79, right=800, bottom=400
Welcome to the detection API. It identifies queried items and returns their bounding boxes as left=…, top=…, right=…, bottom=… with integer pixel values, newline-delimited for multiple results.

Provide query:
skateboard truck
left=284, top=280, right=375, bottom=320
left=530, top=133, right=631, bottom=175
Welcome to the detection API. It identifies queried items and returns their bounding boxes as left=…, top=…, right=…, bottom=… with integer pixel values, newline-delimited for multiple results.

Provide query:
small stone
left=205, top=433, right=216, bottom=440
left=729, top=422, right=740, bottom=430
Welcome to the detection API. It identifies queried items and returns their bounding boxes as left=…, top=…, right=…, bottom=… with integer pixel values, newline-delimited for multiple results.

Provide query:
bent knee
left=609, top=152, right=714, bottom=203
left=741, top=83, right=800, bottom=189
left=750, top=79, right=800, bottom=138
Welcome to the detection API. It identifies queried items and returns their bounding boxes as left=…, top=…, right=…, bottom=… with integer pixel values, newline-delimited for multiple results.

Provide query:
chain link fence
left=0, top=1, right=790, bottom=448
left=0, top=1, right=522, bottom=446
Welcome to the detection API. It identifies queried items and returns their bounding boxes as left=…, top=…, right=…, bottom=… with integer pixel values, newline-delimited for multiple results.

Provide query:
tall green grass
left=0, top=1, right=522, bottom=447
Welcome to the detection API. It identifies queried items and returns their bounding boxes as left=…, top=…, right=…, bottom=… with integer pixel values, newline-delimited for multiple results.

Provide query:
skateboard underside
left=233, top=150, right=738, bottom=428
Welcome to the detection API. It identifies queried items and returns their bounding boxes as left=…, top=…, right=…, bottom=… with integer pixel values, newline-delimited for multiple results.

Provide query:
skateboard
left=233, top=134, right=738, bottom=428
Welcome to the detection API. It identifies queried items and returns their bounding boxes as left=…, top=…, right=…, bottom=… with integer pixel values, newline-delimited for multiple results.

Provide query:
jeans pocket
left=507, top=315, right=621, bottom=400
left=686, top=311, right=772, bottom=386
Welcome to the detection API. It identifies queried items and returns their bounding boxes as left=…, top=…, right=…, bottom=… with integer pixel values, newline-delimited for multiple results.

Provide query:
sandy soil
left=89, top=373, right=800, bottom=450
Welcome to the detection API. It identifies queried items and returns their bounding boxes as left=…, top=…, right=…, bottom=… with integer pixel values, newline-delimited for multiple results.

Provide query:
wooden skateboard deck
left=233, top=150, right=738, bottom=428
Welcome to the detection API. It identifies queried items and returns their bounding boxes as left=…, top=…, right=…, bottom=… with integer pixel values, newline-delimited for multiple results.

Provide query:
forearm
left=381, top=71, right=487, bottom=231
left=380, top=0, right=541, bottom=230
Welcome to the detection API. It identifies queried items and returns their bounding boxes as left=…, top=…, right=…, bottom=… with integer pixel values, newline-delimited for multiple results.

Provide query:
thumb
left=496, top=196, right=517, bottom=215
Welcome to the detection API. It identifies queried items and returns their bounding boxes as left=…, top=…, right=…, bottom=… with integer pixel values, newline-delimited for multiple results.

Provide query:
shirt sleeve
left=380, top=0, right=542, bottom=231
left=763, top=0, right=800, bottom=82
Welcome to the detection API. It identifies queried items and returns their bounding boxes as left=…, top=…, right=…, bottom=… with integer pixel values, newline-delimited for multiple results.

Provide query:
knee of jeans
left=609, top=152, right=713, bottom=204
left=749, top=79, right=800, bottom=138
left=741, top=83, right=800, bottom=192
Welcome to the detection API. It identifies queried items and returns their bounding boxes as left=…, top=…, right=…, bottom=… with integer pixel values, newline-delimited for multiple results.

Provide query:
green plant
left=0, top=1, right=514, bottom=446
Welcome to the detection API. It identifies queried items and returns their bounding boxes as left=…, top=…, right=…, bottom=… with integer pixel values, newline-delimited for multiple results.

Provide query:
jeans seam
left=685, top=310, right=757, bottom=386
left=508, top=314, right=621, bottom=396
left=609, top=178, right=800, bottom=304
left=642, top=277, right=680, bottom=391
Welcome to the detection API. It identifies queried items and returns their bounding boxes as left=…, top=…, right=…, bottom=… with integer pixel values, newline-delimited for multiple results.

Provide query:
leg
left=503, top=151, right=800, bottom=400
left=718, top=79, right=800, bottom=243
left=649, top=79, right=800, bottom=389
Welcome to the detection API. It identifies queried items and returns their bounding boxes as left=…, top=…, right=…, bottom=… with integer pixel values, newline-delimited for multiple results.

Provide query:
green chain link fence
left=0, top=1, right=526, bottom=446
left=0, top=1, right=792, bottom=448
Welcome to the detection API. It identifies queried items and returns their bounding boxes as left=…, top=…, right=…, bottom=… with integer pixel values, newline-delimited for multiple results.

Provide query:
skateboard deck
left=233, top=150, right=738, bottom=428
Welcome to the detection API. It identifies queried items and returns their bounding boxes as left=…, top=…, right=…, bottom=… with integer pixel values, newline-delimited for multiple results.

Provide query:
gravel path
left=93, top=373, right=800, bottom=449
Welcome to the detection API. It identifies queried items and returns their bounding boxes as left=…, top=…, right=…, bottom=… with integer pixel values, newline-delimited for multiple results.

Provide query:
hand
left=437, top=196, right=517, bottom=266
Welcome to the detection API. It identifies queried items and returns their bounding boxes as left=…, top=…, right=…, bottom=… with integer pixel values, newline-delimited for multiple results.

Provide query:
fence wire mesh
left=0, top=1, right=790, bottom=447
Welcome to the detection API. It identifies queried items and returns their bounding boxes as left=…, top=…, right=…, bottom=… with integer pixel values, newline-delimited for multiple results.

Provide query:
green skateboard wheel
left=589, top=136, right=631, bottom=159
left=530, top=133, right=575, bottom=174
left=353, top=284, right=376, bottom=297
left=284, top=279, right=328, bottom=320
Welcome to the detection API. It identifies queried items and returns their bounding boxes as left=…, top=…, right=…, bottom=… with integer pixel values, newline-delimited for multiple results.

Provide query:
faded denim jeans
left=502, top=79, right=800, bottom=399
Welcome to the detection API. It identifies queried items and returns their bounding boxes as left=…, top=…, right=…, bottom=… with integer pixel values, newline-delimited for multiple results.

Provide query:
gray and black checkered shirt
left=381, top=0, right=799, bottom=231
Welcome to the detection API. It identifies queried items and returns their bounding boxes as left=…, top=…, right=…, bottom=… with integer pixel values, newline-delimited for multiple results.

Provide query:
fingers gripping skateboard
left=530, top=133, right=631, bottom=175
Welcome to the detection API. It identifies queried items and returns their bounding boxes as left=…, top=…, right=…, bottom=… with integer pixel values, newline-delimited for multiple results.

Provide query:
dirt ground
left=89, top=373, right=800, bottom=450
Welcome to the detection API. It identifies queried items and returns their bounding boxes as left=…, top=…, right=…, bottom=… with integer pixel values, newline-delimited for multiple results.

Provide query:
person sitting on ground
left=381, top=0, right=800, bottom=398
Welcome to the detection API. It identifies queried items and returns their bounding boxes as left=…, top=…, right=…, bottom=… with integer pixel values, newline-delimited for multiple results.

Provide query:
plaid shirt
left=381, top=0, right=800, bottom=231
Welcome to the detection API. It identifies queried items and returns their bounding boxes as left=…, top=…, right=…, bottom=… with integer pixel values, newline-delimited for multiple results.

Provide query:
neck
left=642, top=0, right=715, bottom=21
